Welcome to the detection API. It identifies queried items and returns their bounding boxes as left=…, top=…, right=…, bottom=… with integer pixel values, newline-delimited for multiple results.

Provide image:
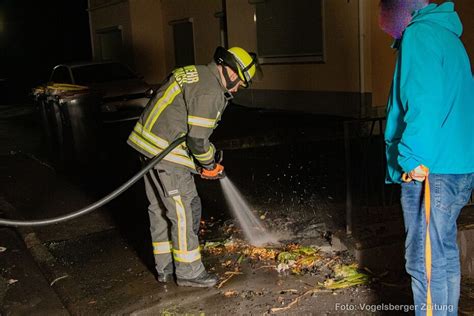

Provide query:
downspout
left=215, top=0, right=228, bottom=47
left=87, top=0, right=95, bottom=60
left=358, top=0, right=366, bottom=118
left=221, top=0, right=229, bottom=47
left=346, top=0, right=368, bottom=236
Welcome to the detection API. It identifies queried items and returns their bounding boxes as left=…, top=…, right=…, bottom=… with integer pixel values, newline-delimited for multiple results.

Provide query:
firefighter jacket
left=127, top=62, right=232, bottom=172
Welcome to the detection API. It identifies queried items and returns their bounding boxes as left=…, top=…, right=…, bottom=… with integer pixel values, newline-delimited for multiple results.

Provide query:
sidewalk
left=0, top=226, right=67, bottom=315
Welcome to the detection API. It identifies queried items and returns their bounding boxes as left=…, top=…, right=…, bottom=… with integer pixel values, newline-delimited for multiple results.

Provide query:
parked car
left=33, top=61, right=155, bottom=164
left=45, top=61, right=153, bottom=122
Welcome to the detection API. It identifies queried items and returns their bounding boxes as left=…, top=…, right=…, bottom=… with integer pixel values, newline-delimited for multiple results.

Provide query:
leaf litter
left=201, top=216, right=371, bottom=312
left=203, top=236, right=370, bottom=312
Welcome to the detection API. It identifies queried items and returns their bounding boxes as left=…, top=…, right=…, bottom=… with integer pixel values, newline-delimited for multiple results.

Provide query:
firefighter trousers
left=144, top=162, right=204, bottom=279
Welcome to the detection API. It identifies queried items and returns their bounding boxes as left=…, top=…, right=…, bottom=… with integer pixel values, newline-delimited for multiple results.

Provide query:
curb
left=0, top=197, right=83, bottom=315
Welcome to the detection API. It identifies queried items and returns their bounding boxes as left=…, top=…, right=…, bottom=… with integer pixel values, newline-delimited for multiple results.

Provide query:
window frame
left=96, top=26, right=124, bottom=62
left=169, top=18, right=196, bottom=68
left=251, top=0, right=326, bottom=65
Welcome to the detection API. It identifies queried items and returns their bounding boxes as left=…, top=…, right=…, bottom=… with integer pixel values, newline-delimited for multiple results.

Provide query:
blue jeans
left=401, top=173, right=474, bottom=315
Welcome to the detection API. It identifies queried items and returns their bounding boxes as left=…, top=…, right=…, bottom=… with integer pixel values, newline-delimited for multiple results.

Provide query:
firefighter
left=127, top=47, right=259, bottom=287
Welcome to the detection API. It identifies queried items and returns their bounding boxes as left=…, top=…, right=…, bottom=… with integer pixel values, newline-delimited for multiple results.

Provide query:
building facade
left=88, top=0, right=474, bottom=118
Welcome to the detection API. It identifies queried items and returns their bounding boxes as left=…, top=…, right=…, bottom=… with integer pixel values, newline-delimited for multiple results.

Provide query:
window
left=170, top=19, right=195, bottom=67
left=252, top=0, right=325, bottom=64
left=96, top=27, right=123, bottom=62
left=50, top=66, right=72, bottom=83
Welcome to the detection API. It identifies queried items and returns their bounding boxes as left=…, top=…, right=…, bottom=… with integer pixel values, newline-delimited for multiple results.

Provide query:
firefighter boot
left=157, top=262, right=174, bottom=283
left=176, top=270, right=219, bottom=287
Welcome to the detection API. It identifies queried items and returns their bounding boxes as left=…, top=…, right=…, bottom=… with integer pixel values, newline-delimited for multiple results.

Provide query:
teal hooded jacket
left=385, top=2, right=474, bottom=184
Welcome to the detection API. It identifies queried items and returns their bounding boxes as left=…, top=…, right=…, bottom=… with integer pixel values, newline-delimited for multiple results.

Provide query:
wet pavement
left=0, top=226, right=67, bottom=315
left=1, top=103, right=474, bottom=314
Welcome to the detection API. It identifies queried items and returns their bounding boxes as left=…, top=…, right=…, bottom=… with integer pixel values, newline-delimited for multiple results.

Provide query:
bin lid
left=33, top=83, right=89, bottom=97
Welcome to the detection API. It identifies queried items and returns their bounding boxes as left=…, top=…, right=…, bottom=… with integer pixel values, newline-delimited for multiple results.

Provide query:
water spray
left=220, top=177, right=278, bottom=247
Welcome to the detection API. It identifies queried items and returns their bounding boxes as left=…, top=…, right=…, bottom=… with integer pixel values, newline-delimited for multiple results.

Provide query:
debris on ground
left=7, top=279, right=18, bottom=285
left=203, top=238, right=277, bottom=261
left=276, top=245, right=322, bottom=274
left=322, top=264, right=370, bottom=290
left=203, top=235, right=369, bottom=291
left=50, top=275, right=69, bottom=286
left=200, top=209, right=372, bottom=314
left=459, top=223, right=474, bottom=230
left=201, top=222, right=372, bottom=314
left=270, top=288, right=325, bottom=313
left=203, top=238, right=351, bottom=277
left=268, top=264, right=370, bottom=313
left=222, top=290, right=239, bottom=297
left=217, top=269, right=243, bottom=289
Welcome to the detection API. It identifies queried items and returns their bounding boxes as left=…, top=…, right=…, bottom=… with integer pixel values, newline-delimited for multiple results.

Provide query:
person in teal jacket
left=380, top=1, right=474, bottom=315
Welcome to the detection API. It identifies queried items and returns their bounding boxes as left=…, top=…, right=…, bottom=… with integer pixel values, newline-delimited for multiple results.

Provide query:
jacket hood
left=409, top=2, right=463, bottom=37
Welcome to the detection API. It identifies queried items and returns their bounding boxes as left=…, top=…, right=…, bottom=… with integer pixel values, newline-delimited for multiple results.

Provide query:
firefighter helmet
left=213, top=46, right=258, bottom=88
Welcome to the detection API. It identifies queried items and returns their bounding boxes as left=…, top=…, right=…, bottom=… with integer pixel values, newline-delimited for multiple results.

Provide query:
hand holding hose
left=199, top=150, right=225, bottom=180
left=200, top=163, right=225, bottom=180
left=402, top=165, right=429, bottom=183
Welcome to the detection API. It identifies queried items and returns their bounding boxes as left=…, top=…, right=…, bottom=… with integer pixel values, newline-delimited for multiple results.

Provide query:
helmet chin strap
left=222, top=66, right=240, bottom=90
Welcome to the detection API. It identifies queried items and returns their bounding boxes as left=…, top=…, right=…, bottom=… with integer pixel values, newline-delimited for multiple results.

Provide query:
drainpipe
left=345, top=0, right=367, bottom=237
left=215, top=0, right=228, bottom=47
left=87, top=0, right=95, bottom=60
left=358, top=0, right=366, bottom=118
left=222, top=0, right=228, bottom=47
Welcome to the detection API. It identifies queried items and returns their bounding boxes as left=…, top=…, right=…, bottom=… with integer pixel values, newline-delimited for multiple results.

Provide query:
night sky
left=0, top=0, right=91, bottom=102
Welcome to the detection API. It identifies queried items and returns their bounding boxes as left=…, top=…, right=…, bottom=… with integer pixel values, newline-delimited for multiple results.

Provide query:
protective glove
left=402, top=165, right=429, bottom=183
left=200, top=163, right=225, bottom=180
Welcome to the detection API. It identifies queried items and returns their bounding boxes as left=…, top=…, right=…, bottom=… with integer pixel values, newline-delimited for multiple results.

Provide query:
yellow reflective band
left=128, top=132, right=195, bottom=169
left=194, top=146, right=215, bottom=162
left=46, top=83, right=88, bottom=91
left=173, top=248, right=201, bottom=263
left=173, top=196, right=187, bottom=251
left=129, top=132, right=195, bottom=168
left=152, top=241, right=172, bottom=254
left=188, top=116, right=216, bottom=128
left=145, top=81, right=181, bottom=130
left=134, top=123, right=189, bottom=158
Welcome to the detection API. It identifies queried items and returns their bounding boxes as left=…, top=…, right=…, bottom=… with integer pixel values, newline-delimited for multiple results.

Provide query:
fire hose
left=0, top=136, right=186, bottom=227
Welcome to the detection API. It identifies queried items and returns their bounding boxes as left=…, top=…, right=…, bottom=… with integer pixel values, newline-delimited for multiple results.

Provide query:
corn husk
left=276, top=245, right=322, bottom=274
left=322, top=264, right=370, bottom=289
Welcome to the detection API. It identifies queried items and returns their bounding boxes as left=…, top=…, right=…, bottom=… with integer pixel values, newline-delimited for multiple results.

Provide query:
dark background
left=0, top=0, right=91, bottom=103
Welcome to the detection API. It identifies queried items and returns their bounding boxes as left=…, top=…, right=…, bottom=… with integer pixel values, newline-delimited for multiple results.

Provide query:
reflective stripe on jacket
left=127, top=63, right=231, bottom=171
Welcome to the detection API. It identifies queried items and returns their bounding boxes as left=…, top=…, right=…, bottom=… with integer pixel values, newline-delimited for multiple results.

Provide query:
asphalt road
left=1, top=103, right=473, bottom=314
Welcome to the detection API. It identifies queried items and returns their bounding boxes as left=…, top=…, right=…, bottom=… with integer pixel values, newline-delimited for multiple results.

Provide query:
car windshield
left=72, top=63, right=137, bottom=85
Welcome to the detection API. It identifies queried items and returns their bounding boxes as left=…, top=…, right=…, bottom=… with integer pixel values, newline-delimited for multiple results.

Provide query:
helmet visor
left=239, top=53, right=263, bottom=88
